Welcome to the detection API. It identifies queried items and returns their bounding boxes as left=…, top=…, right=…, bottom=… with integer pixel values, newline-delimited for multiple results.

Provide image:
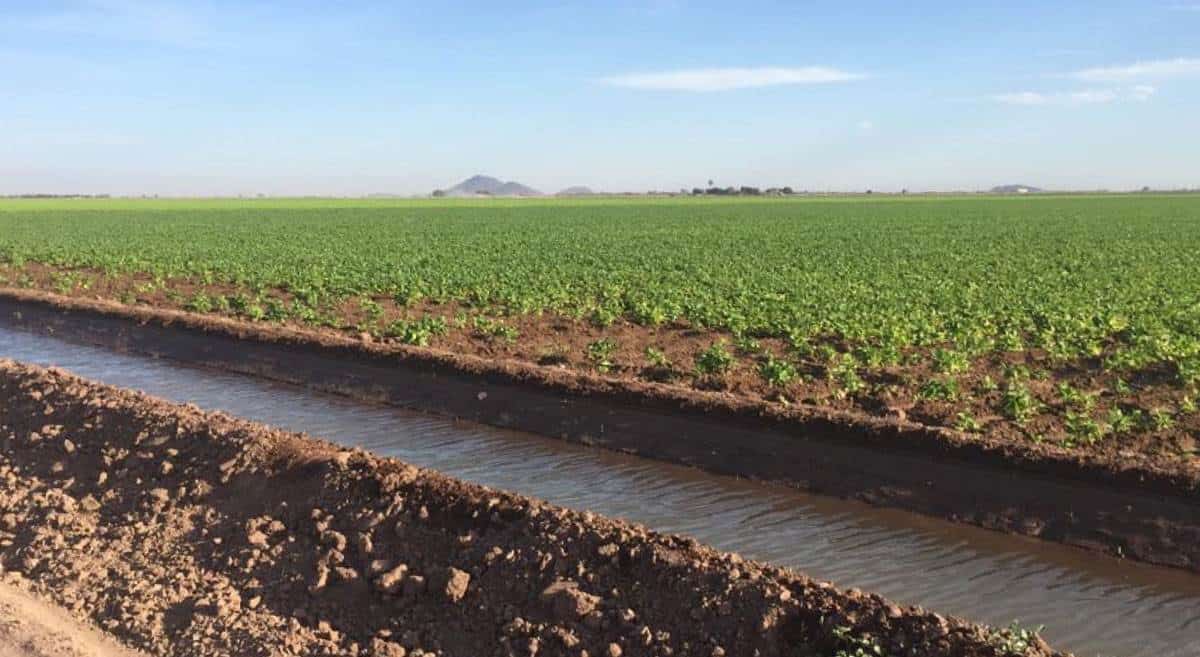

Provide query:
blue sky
left=3, top=1, right=1199, bottom=195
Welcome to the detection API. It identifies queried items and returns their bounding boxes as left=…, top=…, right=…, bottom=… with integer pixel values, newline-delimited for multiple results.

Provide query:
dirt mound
left=0, top=360, right=1062, bottom=657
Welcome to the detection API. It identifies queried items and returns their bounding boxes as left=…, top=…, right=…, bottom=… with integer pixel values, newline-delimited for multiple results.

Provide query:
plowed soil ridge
left=0, top=360, right=1062, bottom=657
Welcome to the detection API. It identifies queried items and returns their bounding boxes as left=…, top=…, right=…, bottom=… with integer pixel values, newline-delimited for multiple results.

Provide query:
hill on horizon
left=442, top=175, right=541, bottom=197
left=556, top=186, right=595, bottom=196
left=990, top=184, right=1043, bottom=194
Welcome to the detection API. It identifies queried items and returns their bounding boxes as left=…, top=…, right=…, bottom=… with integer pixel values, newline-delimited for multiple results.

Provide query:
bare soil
left=0, top=359, right=1063, bottom=657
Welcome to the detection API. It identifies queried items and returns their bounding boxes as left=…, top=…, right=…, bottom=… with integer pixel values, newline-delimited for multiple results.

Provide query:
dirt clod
left=443, top=568, right=470, bottom=603
left=541, top=581, right=600, bottom=620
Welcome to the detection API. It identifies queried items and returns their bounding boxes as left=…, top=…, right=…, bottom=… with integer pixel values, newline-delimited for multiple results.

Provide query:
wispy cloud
left=991, top=85, right=1156, bottom=106
left=601, top=67, right=865, bottom=92
left=1068, top=57, right=1200, bottom=81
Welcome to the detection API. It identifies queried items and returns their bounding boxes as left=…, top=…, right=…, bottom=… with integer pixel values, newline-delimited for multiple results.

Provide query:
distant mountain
left=442, top=175, right=541, bottom=197
left=556, top=186, right=595, bottom=196
left=990, top=184, right=1043, bottom=194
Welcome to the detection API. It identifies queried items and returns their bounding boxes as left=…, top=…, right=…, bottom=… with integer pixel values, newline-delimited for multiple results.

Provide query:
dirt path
left=0, top=582, right=144, bottom=657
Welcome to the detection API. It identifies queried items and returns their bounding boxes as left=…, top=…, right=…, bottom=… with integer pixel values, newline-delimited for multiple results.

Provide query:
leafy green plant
left=734, top=335, right=761, bottom=354
left=587, top=338, right=618, bottom=373
left=630, top=301, right=669, bottom=327
left=385, top=316, right=448, bottom=346
left=1107, top=407, right=1142, bottom=434
left=919, top=377, right=959, bottom=401
left=758, top=354, right=798, bottom=388
left=932, top=348, right=970, bottom=374
left=831, top=626, right=887, bottom=657
left=828, top=354, right=865, bottom=398
left=589, top=305, right=620, bottom=328
left=393, top=287, right=424, bottom=307
left=1178, top=358, right=1200, bottom=386
left=997, top=329, right=1025, bottom=352
left=1056, top=383, right=1097, bottom=412
left=695, top=341, right=734, bottom=377
left=1001, top=382, right=1039, bottom=424
left=1055, top=383, right=1082, bottom=406
left=472, top=317, right=518, bottom=342
left=858, top=343, right=901, bottom=368
left=244, top=304, right=266, bottom=322
left=1064, top=411, right=1107, bottom=445
left=51, top=272, right=77, bottom=294
left=1150, top=408, right=1176, bottom=431
left=264, top=298, right=288, bottom=322
left=359, top=298, right=384, bottom=321
left=290, top=300, right=318, bottom=324
left=186, top=292, right=213, bottom=313
left=955, top=411, right=982, bottom=432
left=1003, top=364, right=1031, bottom=382
left=644, top=346, right=671, bottom=368
left=814, top=344, right=839, bottom=364
left=990, top=621, right=1045, bottom=656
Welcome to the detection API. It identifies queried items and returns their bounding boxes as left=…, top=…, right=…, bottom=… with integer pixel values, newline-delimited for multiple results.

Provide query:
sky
left=2, top=1, right=1199, bottom=196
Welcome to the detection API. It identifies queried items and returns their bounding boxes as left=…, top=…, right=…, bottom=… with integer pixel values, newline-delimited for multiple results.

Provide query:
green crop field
left=2, top=194, right=1198, bottom=456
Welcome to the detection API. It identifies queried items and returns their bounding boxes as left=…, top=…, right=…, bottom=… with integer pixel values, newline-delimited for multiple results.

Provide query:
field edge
left=1, top=286, right=1198, bottom=573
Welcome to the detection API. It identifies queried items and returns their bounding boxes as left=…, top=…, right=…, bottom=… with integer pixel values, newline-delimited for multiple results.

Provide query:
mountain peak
left=557, top=186, right=595, bottom=196
left=443, top=175, right=541, bottom=197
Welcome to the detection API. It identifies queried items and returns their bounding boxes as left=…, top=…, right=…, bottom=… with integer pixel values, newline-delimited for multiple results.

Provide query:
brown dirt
left=0, top=583, right=146, bottom=657
left=0, top=359, right=1065, bottom=657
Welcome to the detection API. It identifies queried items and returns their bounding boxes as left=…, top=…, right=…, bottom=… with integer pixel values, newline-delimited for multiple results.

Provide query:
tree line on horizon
left=690, top=186, right=795, bottom=196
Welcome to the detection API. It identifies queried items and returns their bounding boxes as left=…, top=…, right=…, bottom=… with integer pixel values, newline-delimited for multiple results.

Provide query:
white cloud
left=857, top=120, right=874, bottom=130
left=1068, top=57, right=1200, bottom=81
left=1128, top=84, right=1159, bottom=100
left=601, top=67, right=865, bottom=92
left=991, top=86, right=1156, bottom=106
